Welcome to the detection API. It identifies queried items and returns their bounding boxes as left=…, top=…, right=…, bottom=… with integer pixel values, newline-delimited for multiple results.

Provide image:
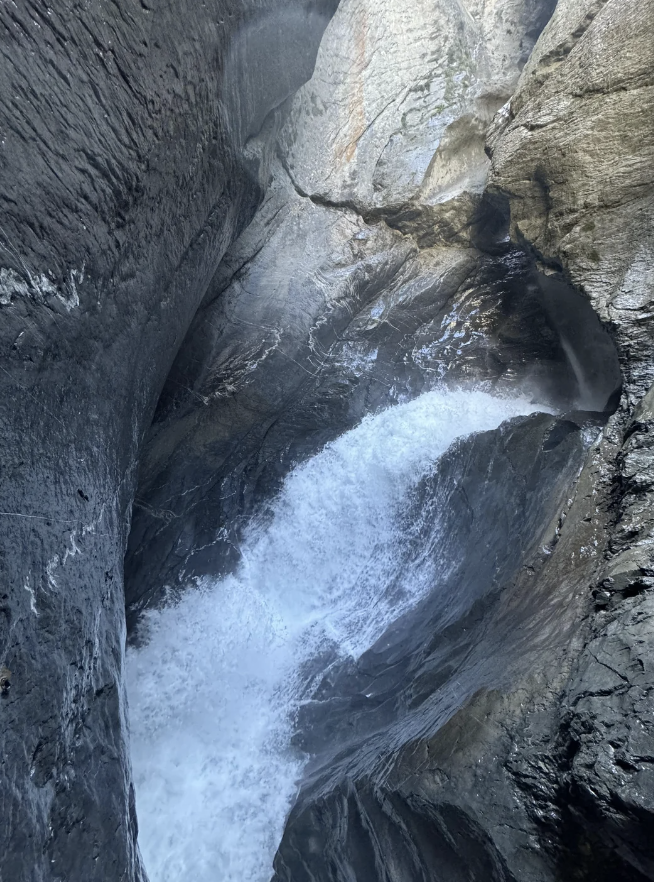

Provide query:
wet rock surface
left=125, top=0, right=620, bottom=616
left=0, top=2, right=337, bottom=879
left=269, top=0, right=654, bottom=878
left=124, top=191, right=620, bottom=616
left=0, top=0, right=651, bottom=879
left=282, top=411, right=596, bottom=768
left=488, top=0, right=654, bottom=396
left=124, top=0, right=647, bottom=879
left=272, top=409, right=630, bottom=882
left=122, top=0, right=652, bottom=878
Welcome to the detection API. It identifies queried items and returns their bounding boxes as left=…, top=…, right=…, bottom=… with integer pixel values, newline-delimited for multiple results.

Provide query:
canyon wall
left=272, top=1, right=654, bottom=880
left=0, top=0, right=651, bottom=879
left=0, top=2, right=337, bottom=878
left=126, top=0, right=622, bottom=617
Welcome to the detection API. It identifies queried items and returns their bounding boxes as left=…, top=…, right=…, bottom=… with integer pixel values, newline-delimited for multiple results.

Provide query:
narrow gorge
left=0, top=0, right=652, bottom=881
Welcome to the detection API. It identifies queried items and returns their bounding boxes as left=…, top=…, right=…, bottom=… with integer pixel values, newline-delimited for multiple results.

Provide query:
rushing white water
left=127, top=389, right=548, bottom=882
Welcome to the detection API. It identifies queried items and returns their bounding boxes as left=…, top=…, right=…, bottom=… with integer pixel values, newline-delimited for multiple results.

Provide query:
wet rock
left=278, top=0, right=557, bottom=225
left=0, top=665, right=10, bottom=696
left=125, top=200, right=621, bottom=616
left=272, top=412, right=598, bottom=882
left=0, top=1, right=338, bottom=878
left=0, top=0, right=648, bottom=877
left=270, top=0, right=654, bottom=878
left=126, top=0, right=623, bottom=616
left=488, top=0, right=654, bottom=396
left=559, top=591, right=654, bottom=881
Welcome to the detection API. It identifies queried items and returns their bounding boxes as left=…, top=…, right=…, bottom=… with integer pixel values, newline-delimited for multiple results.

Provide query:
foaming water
left=127, top=390, right=548, bottom=882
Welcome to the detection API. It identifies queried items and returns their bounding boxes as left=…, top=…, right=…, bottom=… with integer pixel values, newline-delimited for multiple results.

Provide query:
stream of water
left=127, top=389, right=547, bottom=882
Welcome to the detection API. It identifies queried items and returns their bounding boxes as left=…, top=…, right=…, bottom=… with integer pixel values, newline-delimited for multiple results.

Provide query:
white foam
left=127, top=389, right=548, bottom=882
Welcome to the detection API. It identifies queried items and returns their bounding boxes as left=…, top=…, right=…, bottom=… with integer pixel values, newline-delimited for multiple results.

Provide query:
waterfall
left=127, top=389, right=549, bottom=882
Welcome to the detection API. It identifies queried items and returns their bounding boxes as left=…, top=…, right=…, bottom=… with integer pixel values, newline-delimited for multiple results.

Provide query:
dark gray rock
left=267, top=1, right=653, bottom=877
left=274, top=397, right=654, bottom=881
left=551, top=387, right=654, bottom=882
left=123, top=0, right=625, bottom=628
left=0, top=2, right=337, bottom=879
left=272, top=411, right=598, bottom=882
left=0, top=0, right=648, bottom=878
left=481, top=0, right=654, bottom=876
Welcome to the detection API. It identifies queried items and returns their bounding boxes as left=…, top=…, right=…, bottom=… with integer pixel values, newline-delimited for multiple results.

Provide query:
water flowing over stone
left=127, top=390, right=551, bottom=881
left=0, top=0, right=652, bottom=878
left=124, top=0, right=619, bottom=614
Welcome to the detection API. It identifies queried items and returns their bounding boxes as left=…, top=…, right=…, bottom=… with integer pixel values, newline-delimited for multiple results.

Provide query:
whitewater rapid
left=127, top=389, right=549, bottom=882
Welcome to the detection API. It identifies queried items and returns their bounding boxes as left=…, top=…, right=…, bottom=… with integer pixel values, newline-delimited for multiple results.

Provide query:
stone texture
left=488, top=0, right=654, bottom=396
left=0, top=2, right=337, bottom=879
left=279, top=0, right=556, bottom=218
left=272, top=411, right=604, bottom=882
left=126, top=0, right=624, bottom=616
left=479, top=1, right=654, bottom=876
left=125, top=170, right=620, bottom=616
left=1, top=0, right=651, bottom=878
left=268, top=0, right=654, bottom=879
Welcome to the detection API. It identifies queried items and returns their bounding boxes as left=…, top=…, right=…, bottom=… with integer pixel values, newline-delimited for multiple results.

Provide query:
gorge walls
left=0, top=2, right=337, bottom=879
left=0, top=0, right=651, bottom=879
left=125, top=0, right=620, bottom=617
left=271, top=1, right=654, bottom=880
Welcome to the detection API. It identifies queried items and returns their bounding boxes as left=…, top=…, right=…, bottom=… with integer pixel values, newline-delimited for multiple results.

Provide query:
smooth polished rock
left=126, top=0, right=628, bottom=616
left=272, top=411, right=599, bottom=882
left=125, top=171, right=620, bottom=616
left=119, top=0, right=648, bottom=878
left=272, top=0, right=654, bottom=878
left=279, top=0, right=556, bottom=222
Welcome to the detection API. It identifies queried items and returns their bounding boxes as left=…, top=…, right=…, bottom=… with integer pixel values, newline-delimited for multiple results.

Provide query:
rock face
left=267, top=0, right=654, bottom=880
left=124, top=0, right=650, bottom=880
left=125, top=0, right=620, bottom=617
left=488, top=0, right=654, bottom=397
left=278, top=0, right=556, bottom=219
left=124, top=173, right=620, bottom=616
left=272, top=410, right=601, bottom=882
left=1, top=0, right=651, bottom=880
left=485, top=1, right=654, bottom=877
left=0, top=3, right=337, bottom=879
